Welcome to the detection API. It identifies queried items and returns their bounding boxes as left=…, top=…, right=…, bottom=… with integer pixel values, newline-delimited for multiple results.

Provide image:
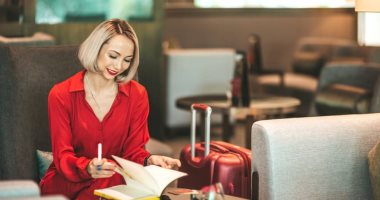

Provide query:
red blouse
left=43, top=70, right=150, bottom=183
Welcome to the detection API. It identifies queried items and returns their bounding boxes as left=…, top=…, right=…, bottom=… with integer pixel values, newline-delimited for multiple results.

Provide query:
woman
left=40, top=19, right=181, bottom=199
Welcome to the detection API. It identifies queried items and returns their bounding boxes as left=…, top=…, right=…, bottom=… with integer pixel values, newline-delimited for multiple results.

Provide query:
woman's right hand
left=87, top=158, right=116, bottom=179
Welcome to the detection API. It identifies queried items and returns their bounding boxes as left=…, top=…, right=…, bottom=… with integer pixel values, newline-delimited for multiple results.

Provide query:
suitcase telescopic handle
left=191, top=103, right=212, bottom=158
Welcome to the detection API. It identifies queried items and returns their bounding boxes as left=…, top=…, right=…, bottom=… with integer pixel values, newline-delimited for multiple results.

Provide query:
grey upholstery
left=0, top=180, right=68, bottom=199
left=251, top=113, right=380, bottom=200
left=0, top=45, right=82, bottom=181
left=315, top=62, right=380, bottom=115
left=292, top=37, right=366, bottom=77
left=0, top=180, right=40, bottom=198
left=366, top=46, right=380, bottom=64
left=164, top=48, right=235, bottom=129
left=0, top=45, right=173, bottom=181
left=368, top=141, right=380, bottom=200
left=253, top=37, right=367, bottom=117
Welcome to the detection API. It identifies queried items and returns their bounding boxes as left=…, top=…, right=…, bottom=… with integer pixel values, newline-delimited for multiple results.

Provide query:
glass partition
left=193, top=0, right=354, bottom=8
left=36, top=0, right=154, bottom=24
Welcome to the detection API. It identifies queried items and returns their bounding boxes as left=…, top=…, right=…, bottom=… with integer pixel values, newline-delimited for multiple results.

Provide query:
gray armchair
left=0, top=45, right=172, bottom=183
left=0, top=180, right=40, bottom=198
left=251, top=113, right=380, bottom=200
left=291, top=37, right=366, bottom=77
left=253, top=37, right=367, bottom=117
left=315, top=62, right=380, bottom=115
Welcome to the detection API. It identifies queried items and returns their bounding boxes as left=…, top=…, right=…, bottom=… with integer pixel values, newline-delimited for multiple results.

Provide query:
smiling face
left=96, top=34, right=135, bottom=80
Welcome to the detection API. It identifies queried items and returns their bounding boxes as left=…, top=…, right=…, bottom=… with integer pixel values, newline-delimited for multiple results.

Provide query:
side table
left=176, top=94, right=300, bottom=148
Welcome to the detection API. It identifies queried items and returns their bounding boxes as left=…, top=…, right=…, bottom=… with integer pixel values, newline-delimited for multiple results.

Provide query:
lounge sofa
left=0, top=45, right=173, bottom=184
left=251, top=113, right=380, bottom=200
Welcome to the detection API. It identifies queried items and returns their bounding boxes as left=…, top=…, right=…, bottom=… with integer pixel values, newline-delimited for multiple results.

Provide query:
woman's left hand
left=147, top=155, right=181, bottom=169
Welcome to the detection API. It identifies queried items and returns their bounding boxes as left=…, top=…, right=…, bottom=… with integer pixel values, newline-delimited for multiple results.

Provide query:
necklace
left=84, top=73, right=117, bottom=118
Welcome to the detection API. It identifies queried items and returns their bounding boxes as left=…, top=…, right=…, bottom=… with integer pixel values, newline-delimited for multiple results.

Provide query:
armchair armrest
left=0, top=180, right=40, bottom=198
left=251, top=113, right=380, bottom=200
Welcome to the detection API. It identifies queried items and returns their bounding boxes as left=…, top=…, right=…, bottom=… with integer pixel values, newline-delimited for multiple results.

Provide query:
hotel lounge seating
left=0, top=45, right=172, bottom=183
left=164, top=48, right=236, bottom=131
left=252, top=37, right=367, bottom=117
left=315, top=62, right=380, bottom=115
left=251, top=113, right=380, bottom=200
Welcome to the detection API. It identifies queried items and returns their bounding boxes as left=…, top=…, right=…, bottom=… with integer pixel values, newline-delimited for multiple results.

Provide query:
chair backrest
left=164, top=48, right=236, bottom=129
left=0, top=45, right=81, bottom=181
left=252, top=113, right=380, bottom=200
left=247, top=33, right=263, bottom=74
left=367, top=46, right=380, bottom=64
left=315, top=62, right=380, bottom=115
left=292, top=37, right=365, bottom=77
left=317, top=62, right=380, bottom=91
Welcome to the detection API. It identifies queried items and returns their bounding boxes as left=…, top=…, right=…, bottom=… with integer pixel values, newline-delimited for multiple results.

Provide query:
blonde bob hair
left=78, top=18, right=140, bottom=83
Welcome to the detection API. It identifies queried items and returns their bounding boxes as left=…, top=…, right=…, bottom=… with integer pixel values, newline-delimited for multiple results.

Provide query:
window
left=36, top=0, right=154, bottom=24
left=358, top=13, right=380, bottom=46
left=194, top=0, right=354, bottom=8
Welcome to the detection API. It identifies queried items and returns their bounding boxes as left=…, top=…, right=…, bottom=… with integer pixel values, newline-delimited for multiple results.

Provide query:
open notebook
left=94, top=155, right=187, bottom=200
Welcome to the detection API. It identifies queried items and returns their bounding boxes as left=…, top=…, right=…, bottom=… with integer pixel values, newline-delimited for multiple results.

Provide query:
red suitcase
left=177, top=104, right=252, bottom=199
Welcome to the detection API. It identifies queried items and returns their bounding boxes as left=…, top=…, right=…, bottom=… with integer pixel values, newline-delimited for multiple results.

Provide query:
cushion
left=36, top=139, right=174, bottom=179
left=292, top=52, right=325, bottom=77
left=36, top=150, right=53, bottom=179
left=369, top=141, right=380, bottom=200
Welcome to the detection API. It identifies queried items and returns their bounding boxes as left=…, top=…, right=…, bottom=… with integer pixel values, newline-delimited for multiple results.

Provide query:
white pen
left=98, top=143, right=102, bottom=160
left=97, top=143, right=102, bottom=171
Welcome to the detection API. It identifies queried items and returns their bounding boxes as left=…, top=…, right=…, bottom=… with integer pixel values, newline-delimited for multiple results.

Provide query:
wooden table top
left=176, top=94, right=300, bottom=117
left=164, top=188, right=248, bottom=200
